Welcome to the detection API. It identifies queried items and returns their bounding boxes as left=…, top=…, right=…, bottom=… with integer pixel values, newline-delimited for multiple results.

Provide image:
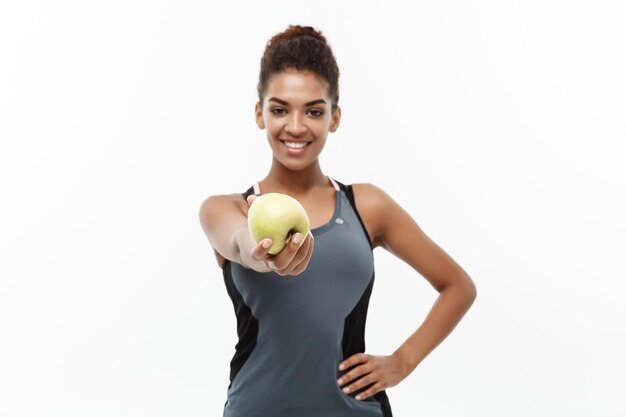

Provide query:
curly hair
left=257, top=25, right=340, bottom=111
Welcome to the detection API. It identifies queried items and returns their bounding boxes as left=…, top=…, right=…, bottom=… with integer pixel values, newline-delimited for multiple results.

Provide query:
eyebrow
left=268, top=97, right=327, bottom=106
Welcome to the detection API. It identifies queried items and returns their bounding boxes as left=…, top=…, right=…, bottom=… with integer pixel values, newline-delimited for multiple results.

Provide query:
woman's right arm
left=199, top=195, right=269, bottom=271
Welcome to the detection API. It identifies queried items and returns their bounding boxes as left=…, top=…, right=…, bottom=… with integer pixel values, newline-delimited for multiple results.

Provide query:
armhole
left=215, top=249, right=226, bottom=269
left=334, top=180, right=374, bottom=251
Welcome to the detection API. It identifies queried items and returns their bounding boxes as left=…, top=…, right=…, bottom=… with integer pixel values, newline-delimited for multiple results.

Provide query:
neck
left=260, top=159, right=328, bottom=195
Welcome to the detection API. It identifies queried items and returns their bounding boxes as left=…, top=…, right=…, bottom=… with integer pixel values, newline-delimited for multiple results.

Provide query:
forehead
left=266, top=70, right=329, bottom=102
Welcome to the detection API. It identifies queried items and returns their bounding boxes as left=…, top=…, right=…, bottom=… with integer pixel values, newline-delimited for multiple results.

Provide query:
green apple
left=247, top=192, right=310, bottom=255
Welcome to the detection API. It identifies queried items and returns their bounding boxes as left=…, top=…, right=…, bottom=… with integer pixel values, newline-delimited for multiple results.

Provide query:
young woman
left=200, top=25, right=477, bottom=417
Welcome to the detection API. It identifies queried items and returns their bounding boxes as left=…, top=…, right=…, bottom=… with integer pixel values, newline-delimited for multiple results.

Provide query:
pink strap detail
left=328, top=176, right=340, bottom=191
left=254, top=175, right=339, bottom=194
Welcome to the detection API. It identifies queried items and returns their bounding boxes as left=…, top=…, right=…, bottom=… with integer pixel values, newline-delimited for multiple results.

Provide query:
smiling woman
left=199, top=24, right=477, bottom=417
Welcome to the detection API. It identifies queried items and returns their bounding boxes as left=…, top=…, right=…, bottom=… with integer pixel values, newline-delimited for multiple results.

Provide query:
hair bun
left=267, top=25, right=328, bottom=48
left=257, top=24, right=340, bottom=110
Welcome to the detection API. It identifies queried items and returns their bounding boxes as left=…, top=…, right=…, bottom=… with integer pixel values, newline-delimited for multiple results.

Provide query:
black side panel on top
left=223, top=260, right=258, bottom=389
left=374, top=390, right=394, bottom=417
left=341, top=269, right=375, bottom=367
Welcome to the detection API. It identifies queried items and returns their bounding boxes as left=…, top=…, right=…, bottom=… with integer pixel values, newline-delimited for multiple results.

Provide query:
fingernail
left=293, top=233, right=301, bottom=244
left=263, top=240, right=271, bottom=248
left=339, top=364, right=345, bottom=370
left=337, top=379, right=343, bottom=385
left=343, top=387, right=350, bottom=393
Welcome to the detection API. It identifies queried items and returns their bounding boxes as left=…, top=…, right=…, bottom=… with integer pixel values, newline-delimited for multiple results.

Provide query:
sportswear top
left=221, top=176, right=393, bottom=417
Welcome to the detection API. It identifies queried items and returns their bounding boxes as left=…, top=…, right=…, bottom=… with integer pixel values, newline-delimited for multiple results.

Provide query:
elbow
left=441, top=274, right=476, bottom=295
left=445, top=275, right=477, bottom=303
left=465, top=277, right=477, bottom=304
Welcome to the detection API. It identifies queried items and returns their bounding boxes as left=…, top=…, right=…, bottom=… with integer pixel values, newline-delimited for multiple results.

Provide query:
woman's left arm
left=337, top=183, right=477, bottom=401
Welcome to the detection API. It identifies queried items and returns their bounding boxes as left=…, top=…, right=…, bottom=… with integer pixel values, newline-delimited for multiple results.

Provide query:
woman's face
left=255, top=69, right=341, bottom=168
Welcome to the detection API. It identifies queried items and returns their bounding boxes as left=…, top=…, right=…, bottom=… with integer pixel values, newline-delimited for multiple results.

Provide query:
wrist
left=392, top=347, right=418, bottom=376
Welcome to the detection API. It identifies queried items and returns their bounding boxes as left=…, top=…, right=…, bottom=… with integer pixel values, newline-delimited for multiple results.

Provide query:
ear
left=329, top=106, right=341, bottom=132
left=255, top=102, right=265, bottom=129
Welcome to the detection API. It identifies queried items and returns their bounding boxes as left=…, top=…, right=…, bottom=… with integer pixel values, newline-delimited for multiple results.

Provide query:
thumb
left=246, top=194, right=257, bottom=206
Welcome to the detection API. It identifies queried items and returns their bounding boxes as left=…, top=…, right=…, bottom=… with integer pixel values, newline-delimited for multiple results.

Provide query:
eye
left=270, top=108, right=286, bottom=115
left=309, top=109, right=324, bottom=117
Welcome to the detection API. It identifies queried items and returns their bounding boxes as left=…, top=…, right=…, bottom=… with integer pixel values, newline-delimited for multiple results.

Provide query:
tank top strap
left=241, top=186, right=255, bottom=202
left=330, top=179, right=374, bottom=251
left=328, top=176, right=341, bottom=191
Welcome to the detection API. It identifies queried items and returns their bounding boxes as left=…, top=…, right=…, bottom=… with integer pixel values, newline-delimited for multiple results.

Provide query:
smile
left=279, top=140, right=312, bottom=155
left=281, top=140, right=311, bottom=148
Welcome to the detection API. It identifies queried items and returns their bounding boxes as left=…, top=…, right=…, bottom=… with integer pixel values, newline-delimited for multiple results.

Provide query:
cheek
left=264, top=115, right=281, bottom=129
left=267, top=125, right=282, bottom=138
left=263, top=119, right=279, bottom=135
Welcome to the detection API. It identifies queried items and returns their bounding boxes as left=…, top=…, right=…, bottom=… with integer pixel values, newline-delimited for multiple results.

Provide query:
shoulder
left=350, top=183, right=391, bottom=208
left=350, top=182, right=399, bottom=215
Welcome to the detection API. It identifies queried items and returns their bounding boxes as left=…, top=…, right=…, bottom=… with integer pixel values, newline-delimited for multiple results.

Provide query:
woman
left=199, top=25, right=477, bottom=417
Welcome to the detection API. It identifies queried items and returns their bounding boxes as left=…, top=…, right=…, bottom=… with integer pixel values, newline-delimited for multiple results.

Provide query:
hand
left=336, top=353, right=410, bottom=401
left=246, top=194, right=315, bottom=276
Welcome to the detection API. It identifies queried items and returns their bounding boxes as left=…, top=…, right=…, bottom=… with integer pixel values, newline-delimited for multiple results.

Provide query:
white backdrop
left=1, top=1, right=625, bottom=416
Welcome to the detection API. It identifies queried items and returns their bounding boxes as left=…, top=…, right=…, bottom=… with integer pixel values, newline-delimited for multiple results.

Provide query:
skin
left=219, top=67, right=477, bottom=401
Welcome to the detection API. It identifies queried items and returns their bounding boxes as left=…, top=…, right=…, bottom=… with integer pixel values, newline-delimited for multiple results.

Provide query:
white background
left=1, top=1, right=625, bottom=416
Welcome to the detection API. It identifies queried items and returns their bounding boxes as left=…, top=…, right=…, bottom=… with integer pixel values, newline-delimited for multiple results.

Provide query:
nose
left=284, top=112, right=307, bottom=136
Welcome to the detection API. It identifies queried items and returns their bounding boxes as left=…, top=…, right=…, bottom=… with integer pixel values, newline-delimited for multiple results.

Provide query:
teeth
left=284, top=141, right=308, bottom=149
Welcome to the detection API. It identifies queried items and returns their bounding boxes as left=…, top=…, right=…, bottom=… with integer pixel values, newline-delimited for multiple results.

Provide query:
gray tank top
left=221, top=176, right=393, bottom=417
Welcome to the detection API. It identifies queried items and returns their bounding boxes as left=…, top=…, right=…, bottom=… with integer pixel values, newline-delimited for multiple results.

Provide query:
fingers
left=285, top=233, right=313, bottom=275
left=246, top=194, right=257, bottom=206
left=353, top=382, right=384, bottom=401
left=336, top=353, right=379, bottom=400
left=247, top=229, right=314, bottom=276
left=272, top=232, right=313, bottom=276
left=339, top=353, right=369, bottom=372
left=290, top=233, right=315, bottom=275
left=337, top=362, right=374, bottom=392
left=271, top=232, right=305, bottom=274
left=250, top=237, right=273, bottom=262
left=340, top=372, right=377, bottom=397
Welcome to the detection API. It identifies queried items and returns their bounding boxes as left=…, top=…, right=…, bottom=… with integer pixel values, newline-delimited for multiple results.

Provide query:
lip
left=279, top=139, right=312, bottom=144
left=279, top=139, right=312, bottom=155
